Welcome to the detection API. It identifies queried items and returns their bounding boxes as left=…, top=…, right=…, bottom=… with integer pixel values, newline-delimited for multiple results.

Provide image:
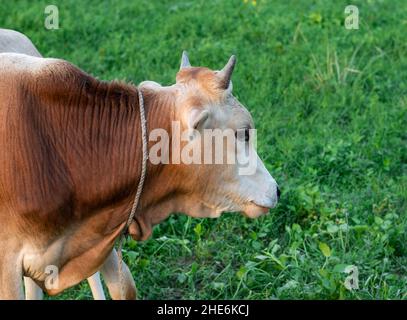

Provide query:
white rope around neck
left=117, top=88, right=148, bottom=300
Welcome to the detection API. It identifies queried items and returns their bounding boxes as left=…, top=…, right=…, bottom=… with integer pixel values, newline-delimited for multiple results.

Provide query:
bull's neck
left=127, top=87, right=181, bottom=240
left=66, top=81, right=144, bottom=217
left=43, top=76, right=178, bottom=237
left=71, top=83, right=174, bottom=225
left=47, top=80, right=168, bottom=220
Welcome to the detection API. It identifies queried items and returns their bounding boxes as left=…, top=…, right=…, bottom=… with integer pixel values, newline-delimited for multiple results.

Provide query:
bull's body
left=0, top=30, right=279, bottom=300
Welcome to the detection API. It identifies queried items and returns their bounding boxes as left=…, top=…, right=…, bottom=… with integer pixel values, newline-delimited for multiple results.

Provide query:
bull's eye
left=235, top=128, right=250, bottom=142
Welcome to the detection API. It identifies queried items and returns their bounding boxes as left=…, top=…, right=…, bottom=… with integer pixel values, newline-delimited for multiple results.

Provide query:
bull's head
left=135, top=52, right=279, bottom=239
left=175, top=51, right=279, bottom=218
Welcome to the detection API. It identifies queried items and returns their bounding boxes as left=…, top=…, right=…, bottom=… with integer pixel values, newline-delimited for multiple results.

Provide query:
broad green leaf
left=255, top=255, right=269, bottom=261
left=327, top=224, right=339, bottom=233
left=126, top=251, right=139, bottom=260
left=177, top=273, right=187, bottom=284
left=236, top=266, right=247, bottom=280
left=333, top=264, right=348, bottom=273
left=193, top=223, right=202, bottom=237
left=319, top=242, right=331, bottom=257
left=139, top=258, right=150, bottom=268
left=212, top=282, right=225, bottom=290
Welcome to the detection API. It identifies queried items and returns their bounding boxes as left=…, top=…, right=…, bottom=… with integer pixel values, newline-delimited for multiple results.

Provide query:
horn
left=180, top=50, right=191, bottom=69
left=217, top=55, right=236, bottom=89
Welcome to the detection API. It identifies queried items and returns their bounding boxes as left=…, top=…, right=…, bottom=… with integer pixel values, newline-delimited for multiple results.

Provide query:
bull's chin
left=185, top=202, right=222, bottom=218
left=242, top=202, right=270, bottom=219
left=184, top=201, right=269, bottom=219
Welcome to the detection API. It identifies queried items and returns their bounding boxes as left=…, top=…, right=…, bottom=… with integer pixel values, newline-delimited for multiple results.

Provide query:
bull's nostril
left=277, top=186, right=281, bottom=200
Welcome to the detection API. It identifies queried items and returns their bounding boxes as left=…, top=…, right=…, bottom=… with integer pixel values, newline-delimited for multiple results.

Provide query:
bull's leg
left=21, top=251, right=136, bottom=300
left=0, top=253, right=24, bottom=299
left=24, top=274, right=107, bottom=300
left=87, top=272, right=106, bottom=300
left=22, top=255, right=134, bottom=300
left=24, top=273, right=109, bottom=300
left=24, top=277, right=43, bottom=300
left=99, top=249, right=137, bottom=300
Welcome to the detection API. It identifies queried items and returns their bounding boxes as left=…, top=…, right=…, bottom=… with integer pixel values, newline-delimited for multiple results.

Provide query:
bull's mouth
left=242, top=201, right=271, bottom=218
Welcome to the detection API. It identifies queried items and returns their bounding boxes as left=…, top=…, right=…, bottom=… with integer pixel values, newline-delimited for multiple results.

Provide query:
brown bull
left=0, top=49, right=279, bottom=299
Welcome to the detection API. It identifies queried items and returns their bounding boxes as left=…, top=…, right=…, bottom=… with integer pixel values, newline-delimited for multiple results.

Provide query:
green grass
left=1, top=0, right=406, bottom=299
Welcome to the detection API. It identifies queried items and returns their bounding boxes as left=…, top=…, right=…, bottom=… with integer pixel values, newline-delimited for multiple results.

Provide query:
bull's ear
left=187, top=108, right=209, bottom=131
left=217, top=55, right=236, bottom=89
left=180, top=50, right=191, bottom=70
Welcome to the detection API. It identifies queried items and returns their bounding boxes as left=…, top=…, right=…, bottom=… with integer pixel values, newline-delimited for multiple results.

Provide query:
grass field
left=1, top=0, right=406, bottom=299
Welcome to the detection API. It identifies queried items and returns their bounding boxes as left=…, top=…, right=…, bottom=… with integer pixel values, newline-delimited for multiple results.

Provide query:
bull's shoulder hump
left=0, top=52, right=60, bottom=75
left=0, top=53, right=90, bottom=94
